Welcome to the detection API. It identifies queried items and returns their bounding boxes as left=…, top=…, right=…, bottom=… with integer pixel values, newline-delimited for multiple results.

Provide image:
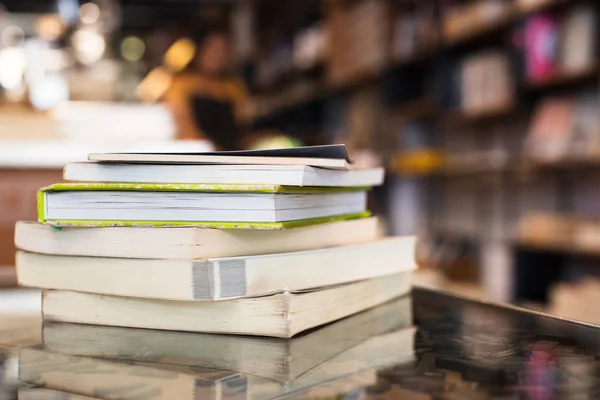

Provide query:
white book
left=17, top=236, right=415, bottom=300
left=41, top=273, right=412, bottom=337
left=63, top=163, right=384, bottom=187
left=41, top=189, right=366, bottom=223
left=42, top=296, right=412, bottom=383
left=15, top=217, right=381, bottom=259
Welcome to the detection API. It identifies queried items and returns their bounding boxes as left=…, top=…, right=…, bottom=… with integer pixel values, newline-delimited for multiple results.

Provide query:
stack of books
left=15, top=145, right=416, bottom=338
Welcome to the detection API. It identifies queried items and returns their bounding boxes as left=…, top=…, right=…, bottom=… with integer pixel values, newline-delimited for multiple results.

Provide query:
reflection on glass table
left=2, top=288, right=600, bottom=399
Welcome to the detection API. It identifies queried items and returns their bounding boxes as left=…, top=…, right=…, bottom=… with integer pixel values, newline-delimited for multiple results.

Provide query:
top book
left=89, top=144, right=353, bottom=169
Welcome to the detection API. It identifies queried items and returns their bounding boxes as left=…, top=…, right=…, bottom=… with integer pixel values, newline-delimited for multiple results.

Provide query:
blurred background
left=0, top=0, right=599, bottom=321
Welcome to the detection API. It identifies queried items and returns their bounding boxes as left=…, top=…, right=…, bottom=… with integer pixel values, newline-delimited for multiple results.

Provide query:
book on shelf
left=63, top=162, right=384, bottom=186
left=523, top=14, right=559, bottom=82
left=41, top=273, right=411, bottom=338
left=560, top=5, right=598, bottom=74
left=17, top=236, right=416, bottom=301
left=460, top=51, right=514, bottom=115
left=37, top=183, right=369, bottom=228
left=570, top=91, right=600, bottom=157
left=15, top=217, right=381, bottom=259
left=20, top=322, right=415, bottom=400
left=41, top=296, right=413, bottom=383
left=525, top=97, right=577, bottom=161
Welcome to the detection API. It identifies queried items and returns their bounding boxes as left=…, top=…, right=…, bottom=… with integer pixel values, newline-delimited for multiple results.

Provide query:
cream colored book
left=41, top=273, right=412, bottom=338
left=15, top=217, right=380, bottom=259
left=18, top=236, right=415, bottom=301
left=42, top=296, right=412, bottom=383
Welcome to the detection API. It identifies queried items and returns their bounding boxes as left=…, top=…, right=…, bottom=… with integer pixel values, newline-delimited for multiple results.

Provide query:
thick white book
left=21, top=324, right=415, bottom=399
left=40, top=184, right=367, bottom=224
left=17, top=236, right=415, bottom=300
left=41, top=273, right=412, bottom=338
left=63, top=163, right=384, bottom=186
left=42, top=296, right=412, bottom=383
left=15, top=217, right=381, bottom=259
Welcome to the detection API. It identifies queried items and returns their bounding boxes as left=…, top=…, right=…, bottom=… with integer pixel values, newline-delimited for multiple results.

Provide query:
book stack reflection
left=19, top=297, right=415, bottom=399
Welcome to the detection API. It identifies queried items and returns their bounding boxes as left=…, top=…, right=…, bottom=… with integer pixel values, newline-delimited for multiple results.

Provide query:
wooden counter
left=0, top=168, right=63, bottom=269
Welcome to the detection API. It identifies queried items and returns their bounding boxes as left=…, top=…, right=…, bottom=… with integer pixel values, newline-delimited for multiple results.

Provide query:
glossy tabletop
left=1, top=288, right=600, bottom=400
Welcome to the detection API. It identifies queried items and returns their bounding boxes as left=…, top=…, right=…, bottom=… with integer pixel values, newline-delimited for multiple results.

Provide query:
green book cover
left=37, top=182, right=371, bottom=230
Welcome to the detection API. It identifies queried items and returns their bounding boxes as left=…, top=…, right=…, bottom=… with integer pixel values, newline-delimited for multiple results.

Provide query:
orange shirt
left=164, top=73, right=250, bottom=142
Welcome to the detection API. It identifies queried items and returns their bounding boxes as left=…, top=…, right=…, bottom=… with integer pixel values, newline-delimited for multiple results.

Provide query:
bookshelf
left=245, top=0, right=599, bottom=304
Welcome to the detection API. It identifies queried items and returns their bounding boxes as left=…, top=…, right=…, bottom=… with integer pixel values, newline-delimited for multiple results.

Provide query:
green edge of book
left=37, top=212, right=372, bottom=230
left=40, top=182, right=370, bottom=194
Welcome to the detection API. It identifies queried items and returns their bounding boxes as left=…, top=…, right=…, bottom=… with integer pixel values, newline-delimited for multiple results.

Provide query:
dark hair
left=192, top=28, right=229, bottom=48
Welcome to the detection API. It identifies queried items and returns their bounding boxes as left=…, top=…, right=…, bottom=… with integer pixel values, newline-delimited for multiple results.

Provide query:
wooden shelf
left=252, top=68, right=385, bottom=124
left=390, top=46, right=437, bottom=68
left=251, top=83, right=326, bottom=123
left=443, top=7, right=518, bottom=46
left=524, top=63, right=600, bottom=91
left=393, top=155, right=600, bottom=178
left=517, top=239, right=600, bottom=258
left=443, top=104, right=516, bottom=125
left=442, top=0, right=577, bottom=47
left=388, top=98, right=438, bottom=121
left=527, top=156, right=600, bottom=170
left=442, top=163, right=516, bottom=177
left=516, top=0, right=577, bottom=15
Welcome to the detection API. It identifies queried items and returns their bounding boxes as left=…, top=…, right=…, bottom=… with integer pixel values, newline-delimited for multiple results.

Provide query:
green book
left=37, top=183, right=370, bottom=230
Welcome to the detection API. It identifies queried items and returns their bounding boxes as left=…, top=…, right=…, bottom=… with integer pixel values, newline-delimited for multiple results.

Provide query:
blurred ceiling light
left=1, top=25, right=25, bottom=47
left=121, top=36, right=145, bottom=62
left=79, top=2, right=101, bottom=25
left=136, top=67, right=173, bottom=103
left=163, top=38, right=196, bottom=72
left=72, top=29, right=105, bottom=64
left=0, top=47, right=25, bottom=90
left=36, top=14, right=66, bottom=41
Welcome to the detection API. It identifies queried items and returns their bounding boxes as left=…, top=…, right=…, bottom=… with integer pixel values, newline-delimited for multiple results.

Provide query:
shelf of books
left=243, top=0, right=599, bottom=305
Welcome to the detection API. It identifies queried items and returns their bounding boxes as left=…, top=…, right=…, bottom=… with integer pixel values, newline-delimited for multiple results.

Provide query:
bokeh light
left=120, top=36, right=146, bottom=62
left=79, top=2, right=101, bottom=25
left=36, top=14, right=66, bottom=41
left=1, top=26, right=25, bottom=47
left=71, top=29, right=105, bottom=64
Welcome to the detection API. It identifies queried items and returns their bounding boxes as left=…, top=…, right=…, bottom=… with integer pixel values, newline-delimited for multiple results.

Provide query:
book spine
left=37, top=190, right=46, bottom=224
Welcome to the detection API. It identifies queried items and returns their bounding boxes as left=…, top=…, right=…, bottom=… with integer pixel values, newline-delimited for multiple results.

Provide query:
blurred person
left=164, top=30, right=249, bottom=150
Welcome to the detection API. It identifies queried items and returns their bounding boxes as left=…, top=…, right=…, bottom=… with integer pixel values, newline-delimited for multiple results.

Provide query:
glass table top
left=1, top=287, right=599, bottom=400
